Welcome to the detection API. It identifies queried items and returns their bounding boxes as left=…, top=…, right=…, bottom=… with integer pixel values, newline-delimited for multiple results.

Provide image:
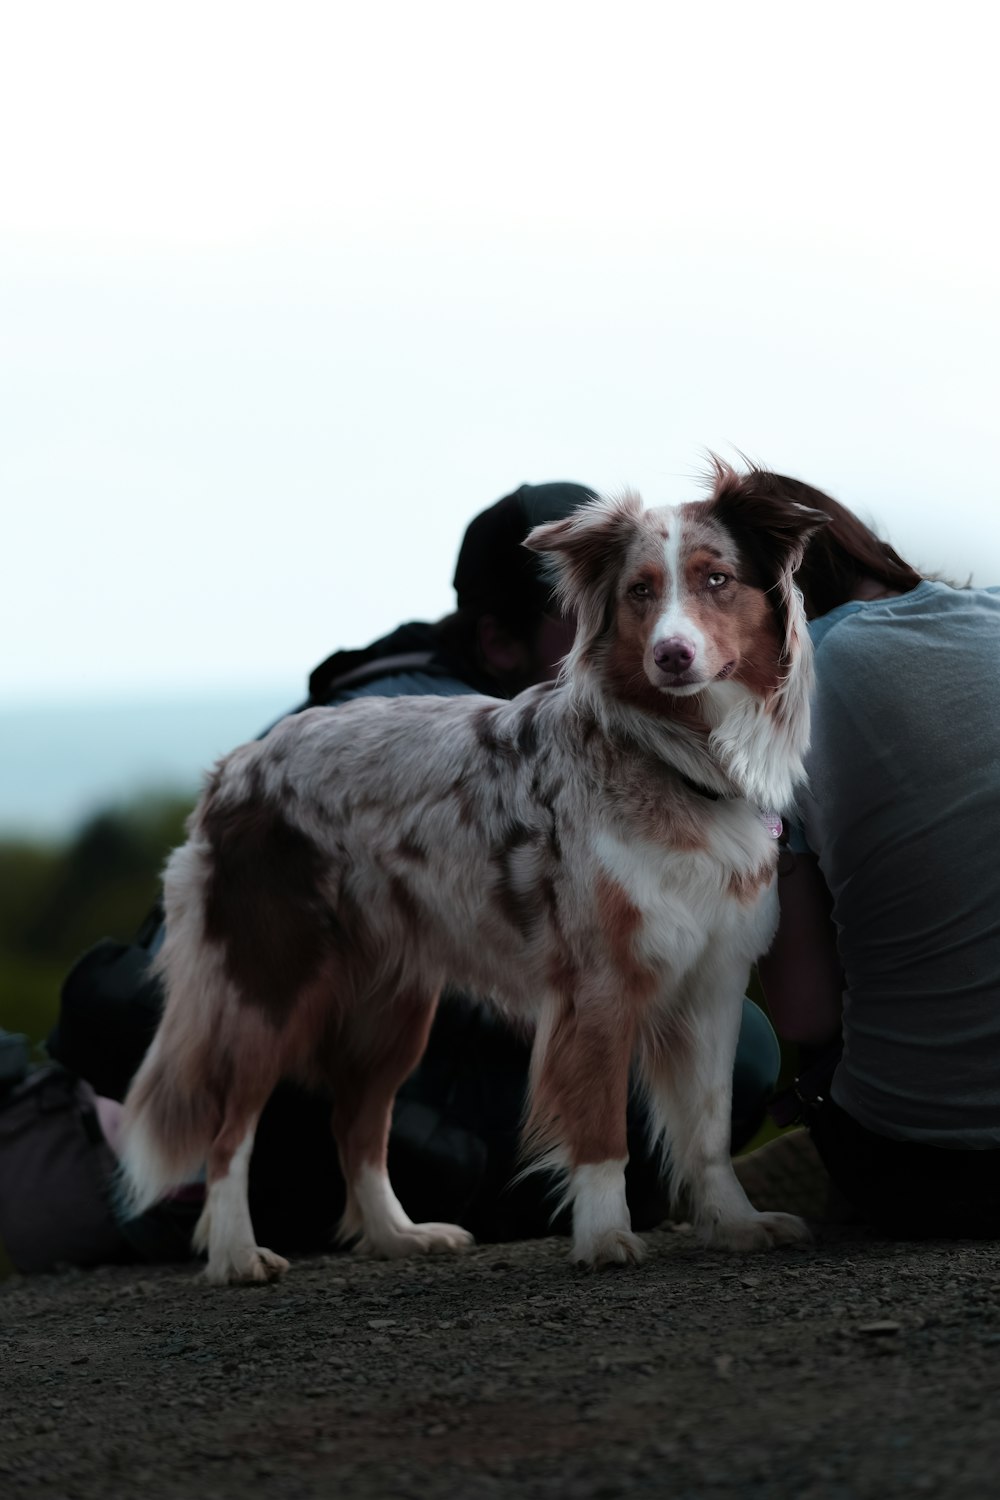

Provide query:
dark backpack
left=0, top=1065, right=129, bottom=1272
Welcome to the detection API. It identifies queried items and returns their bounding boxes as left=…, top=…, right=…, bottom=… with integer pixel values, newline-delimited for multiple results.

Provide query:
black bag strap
left=306, top=620, right=457, bottom=707
left=310, top=649, right=447, bottom=699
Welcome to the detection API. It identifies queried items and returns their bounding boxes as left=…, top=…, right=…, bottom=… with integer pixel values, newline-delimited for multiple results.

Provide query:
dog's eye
left=706, top=572, right=729, bottom=589
left=628, top=581, right=652, bottom=600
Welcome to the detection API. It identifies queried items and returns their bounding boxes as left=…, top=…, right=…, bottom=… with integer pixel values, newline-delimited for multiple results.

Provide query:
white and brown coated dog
left=121, top=462, right=826, bottom=1283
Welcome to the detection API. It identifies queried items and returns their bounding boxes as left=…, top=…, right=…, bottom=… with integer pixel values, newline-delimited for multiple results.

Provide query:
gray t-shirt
left=794, top=580, right=1000, bottom=1146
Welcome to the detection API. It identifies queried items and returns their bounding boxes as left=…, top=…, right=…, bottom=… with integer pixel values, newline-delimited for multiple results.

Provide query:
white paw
left=357, top=1221, right=475, bottom=1259
left=205, top=1245, right=291, bottom=1285
left=573, top=1227, right=647, bottom=1268
left=702, top=1211, right=812, bottom=1252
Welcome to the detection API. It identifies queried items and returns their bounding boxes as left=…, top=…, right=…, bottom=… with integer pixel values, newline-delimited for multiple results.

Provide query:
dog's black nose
left=653, top=636, right=696, bottom=673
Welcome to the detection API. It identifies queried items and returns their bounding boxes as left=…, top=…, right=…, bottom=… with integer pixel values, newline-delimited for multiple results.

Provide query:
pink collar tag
left=760, top=810, right=783, bottom=840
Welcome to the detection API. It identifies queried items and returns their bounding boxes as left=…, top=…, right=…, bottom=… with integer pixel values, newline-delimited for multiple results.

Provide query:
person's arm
left=758, top=850, right=844, bottom=1048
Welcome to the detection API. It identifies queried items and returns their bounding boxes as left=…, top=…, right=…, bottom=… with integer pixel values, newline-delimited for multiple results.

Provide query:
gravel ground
left=3, top=1223, right=1000, bottom=1500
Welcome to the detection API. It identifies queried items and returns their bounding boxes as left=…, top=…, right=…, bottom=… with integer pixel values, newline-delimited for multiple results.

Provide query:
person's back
left=799, top=580, right=1000, bottom=1145
left=748, top=465, right=1000, bottom=1236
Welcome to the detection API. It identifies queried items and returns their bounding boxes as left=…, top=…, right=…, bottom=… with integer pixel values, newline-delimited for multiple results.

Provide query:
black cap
left=452, top=481, right=597, bottom=624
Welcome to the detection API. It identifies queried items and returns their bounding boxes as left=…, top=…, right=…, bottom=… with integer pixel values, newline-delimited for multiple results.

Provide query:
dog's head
left=524, top=461, right=828, bottom=806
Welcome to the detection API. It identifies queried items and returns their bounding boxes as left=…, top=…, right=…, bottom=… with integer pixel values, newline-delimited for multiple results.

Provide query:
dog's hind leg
left=331, top=990, right=475, bottom=1259
left=641, top=962, right=810, bottom=1251
left=195, top=1115, right=290, bottom=1285
left=195, top=1079, right=291, bottom=1285
left=194, top=1117, right=288, bottom=1285
left=527, top=995, right=644, bottom=1268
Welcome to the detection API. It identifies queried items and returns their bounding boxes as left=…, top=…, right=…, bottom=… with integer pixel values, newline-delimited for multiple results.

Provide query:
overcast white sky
left=2, top=0, right=998, bottom=706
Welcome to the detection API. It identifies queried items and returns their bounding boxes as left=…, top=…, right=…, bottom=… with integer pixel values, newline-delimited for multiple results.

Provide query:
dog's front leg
left=643, top=963, right=810, bottom=1251
left=528, top=999, right=644, bottom=1267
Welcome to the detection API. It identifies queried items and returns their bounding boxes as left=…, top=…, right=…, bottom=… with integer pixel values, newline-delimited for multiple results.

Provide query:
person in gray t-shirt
left=754, top=470, right=1000, bottom=1236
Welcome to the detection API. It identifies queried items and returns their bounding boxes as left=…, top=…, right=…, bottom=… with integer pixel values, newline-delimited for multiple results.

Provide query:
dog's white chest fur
left=593, top=801, right=777, bottom=984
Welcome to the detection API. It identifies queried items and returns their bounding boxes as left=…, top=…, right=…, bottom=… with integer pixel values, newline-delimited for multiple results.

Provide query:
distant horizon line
left=0, top=681, right=303, bottom=715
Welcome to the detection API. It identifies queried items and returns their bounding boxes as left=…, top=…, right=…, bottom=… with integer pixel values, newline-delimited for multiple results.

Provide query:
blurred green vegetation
left=0, top=794, right=193, bottom=1051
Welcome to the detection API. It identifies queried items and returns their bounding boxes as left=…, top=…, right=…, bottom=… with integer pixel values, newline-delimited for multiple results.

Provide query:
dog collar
left=674, top=775, right=783, bottom=839
left=678, top=772, right=722, bottom=802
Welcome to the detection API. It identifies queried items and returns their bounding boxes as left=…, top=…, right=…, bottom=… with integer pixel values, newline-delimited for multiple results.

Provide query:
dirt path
left=3, top=1224, right=1000, bottom=1499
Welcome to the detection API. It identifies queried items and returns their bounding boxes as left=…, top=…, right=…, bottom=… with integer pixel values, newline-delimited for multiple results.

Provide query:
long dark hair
left=739, top=469, right=924, bottom=619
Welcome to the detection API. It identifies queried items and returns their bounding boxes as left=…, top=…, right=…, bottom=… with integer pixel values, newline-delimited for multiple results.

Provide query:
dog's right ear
left=523, top=492, right=644, bottom=623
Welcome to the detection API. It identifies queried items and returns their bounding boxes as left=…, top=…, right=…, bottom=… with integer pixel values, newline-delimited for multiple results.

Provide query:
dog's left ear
left=708, top=459, right=829, bottom=574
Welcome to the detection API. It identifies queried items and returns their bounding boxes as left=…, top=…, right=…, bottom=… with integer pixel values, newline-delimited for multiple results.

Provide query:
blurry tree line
left=0, top=794, right=193, bottom=1050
